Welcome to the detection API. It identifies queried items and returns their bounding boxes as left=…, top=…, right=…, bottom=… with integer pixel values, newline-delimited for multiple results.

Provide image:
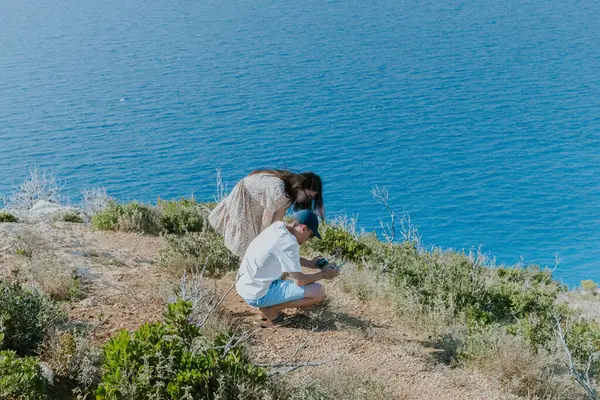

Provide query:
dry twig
left=555, top=315, right=599, bottom=399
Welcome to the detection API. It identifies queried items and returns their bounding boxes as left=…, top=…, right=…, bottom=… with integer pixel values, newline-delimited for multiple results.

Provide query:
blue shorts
left=244, top=279, right=305, bottom=308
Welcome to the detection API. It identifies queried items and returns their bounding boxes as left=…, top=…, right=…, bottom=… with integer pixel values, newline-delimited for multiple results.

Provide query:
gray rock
left=79, top=297, right=97, bottom=308
left=6, top=200, right=81, bottom=223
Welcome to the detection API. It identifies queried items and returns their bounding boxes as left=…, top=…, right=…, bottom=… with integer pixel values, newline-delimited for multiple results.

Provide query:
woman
left=208, top=169, right=324, bottom=258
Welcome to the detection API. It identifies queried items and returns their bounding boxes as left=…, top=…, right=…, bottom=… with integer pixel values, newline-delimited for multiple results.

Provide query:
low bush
left=160, top=232, right=239, bottom=277
left=202, top=201, right=218, bottom=211
left=55, top=211, right=84, bottom=223
left=41, top=330, right=103, bottom=396
left=91, top=199, right=214, bottom=235
left=96, top=300, right=268, bottom=400
left=564, top=319, right=600, bottom=373
left=0, top=280, right=65, bottom=356
left=0, top=350, right=48, bottom=400
left=303, top=223, right=371, bottom=262
left=581, top=279, right=598, bottom=294
left=158, top=197, right=208, bottom=234
left=92, top=201, right=162, bottom=234
left=0, top=211, right=18, bottom=223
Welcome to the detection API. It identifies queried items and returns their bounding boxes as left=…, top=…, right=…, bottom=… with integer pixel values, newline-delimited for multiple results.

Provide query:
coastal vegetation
left=0, top=211, right=18, bottom=223
left=0, top=169, right=599, bottom=399
left=90, top=197, right=210, bottom=236
left=54, top=211, right=84, bottom=224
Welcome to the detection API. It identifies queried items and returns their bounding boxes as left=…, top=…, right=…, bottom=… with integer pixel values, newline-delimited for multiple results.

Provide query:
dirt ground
left=0, top=221, right=517, bottom=399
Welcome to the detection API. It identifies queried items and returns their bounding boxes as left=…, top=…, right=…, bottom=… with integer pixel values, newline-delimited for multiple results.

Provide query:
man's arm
left=300, top=256, right=323, bottom=269
left=288, top=267, right=338, bottom=287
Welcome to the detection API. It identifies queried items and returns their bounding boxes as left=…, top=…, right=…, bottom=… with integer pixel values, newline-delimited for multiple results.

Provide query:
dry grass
left=25, top=252, right=79, bottom=300
left=559, top=290, right=600, bottom=322
left=15, top=230, right=48, bottom=258
left=288, top=367, right=398, bottom=400
left=462, top=331, right=586, bottom=400
left=338, top=261, right=459, bottom=336
left=338, top=261, right=395, bottom=302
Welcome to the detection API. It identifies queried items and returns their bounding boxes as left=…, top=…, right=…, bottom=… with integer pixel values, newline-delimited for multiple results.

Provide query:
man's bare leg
left=259, top=283, right=325, bottom=321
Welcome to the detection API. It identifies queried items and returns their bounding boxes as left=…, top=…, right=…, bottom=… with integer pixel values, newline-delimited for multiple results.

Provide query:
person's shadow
left=285, top=301, right=374, bottom=335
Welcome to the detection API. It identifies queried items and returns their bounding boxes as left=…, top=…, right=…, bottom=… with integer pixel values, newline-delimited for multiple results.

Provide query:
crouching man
left=235, top=210, right=340, bottom=324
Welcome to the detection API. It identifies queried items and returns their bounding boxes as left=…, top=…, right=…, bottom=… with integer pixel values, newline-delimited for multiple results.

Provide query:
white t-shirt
left=236, top=221, right=302, bottom=300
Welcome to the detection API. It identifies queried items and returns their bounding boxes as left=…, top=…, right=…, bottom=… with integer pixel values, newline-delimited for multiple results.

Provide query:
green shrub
left=0, top=280, right=65, bottom=356
left=345, top=235, right=565, bottom=351
left=0, top=350, right=48, bottom=400
left=202, top=202, right=219, bottom=211
left=380, top=244, right=563, bottom=331
left=158, top=197, right=207, bottom=234
left=160, top=232, right=239, bottom=277
left=0, top=212, right=18, bottom=223
left=565, top=319, right=600, bottom=371
left=41, top=330, right=103, bottom=396
left=302, top=216, right=567, bottom=354
left=96, top=300, right=268, bottom=400
left=90, top=201, right=120, bottom=231
left=92, top=201, right=162, bottom=234
left=55, top=211, right=84, bottom=223
left=581, top=279, right=598, bottom=294
left=303, top=224, right=371, bottom=262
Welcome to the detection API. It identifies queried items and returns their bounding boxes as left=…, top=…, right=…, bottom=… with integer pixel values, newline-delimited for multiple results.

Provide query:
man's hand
left=322, top=266, right=340, bottom=280
left=301, top=256, right=324, bottom=269
left=311, top=256, right=324, bottom=268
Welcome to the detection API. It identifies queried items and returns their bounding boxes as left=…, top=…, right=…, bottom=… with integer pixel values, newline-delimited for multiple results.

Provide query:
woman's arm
left=260, top=209, right=275, bottom=232
left=260, top=207, right=287, bottom=232
left=273, top=207, right=286, bottom=222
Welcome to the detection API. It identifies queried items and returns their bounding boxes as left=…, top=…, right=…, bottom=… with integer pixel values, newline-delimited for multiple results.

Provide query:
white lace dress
left=208, top=173, right=292, bottom=257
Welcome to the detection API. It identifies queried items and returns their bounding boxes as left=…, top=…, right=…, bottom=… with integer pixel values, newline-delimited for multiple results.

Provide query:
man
left=236, top=210, right=340, bottom=324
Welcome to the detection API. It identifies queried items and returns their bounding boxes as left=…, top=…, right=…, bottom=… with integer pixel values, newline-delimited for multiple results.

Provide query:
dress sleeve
left=245, top=174, right=291, bottom=212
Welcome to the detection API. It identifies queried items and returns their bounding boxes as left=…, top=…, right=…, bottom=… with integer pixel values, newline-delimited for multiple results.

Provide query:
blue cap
left=292, top=210, right=322, bottom=239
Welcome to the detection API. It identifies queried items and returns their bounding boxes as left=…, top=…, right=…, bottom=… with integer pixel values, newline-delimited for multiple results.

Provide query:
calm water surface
left=1, top=0, right=600, bottom=286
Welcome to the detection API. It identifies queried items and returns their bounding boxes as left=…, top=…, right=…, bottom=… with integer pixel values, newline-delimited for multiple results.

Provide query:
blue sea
left=1, top=0, right=599, bottom=286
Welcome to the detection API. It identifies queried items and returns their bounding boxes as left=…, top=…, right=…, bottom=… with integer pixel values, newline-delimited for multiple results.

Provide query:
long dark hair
left=249, top=169, right=324, bottom=219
